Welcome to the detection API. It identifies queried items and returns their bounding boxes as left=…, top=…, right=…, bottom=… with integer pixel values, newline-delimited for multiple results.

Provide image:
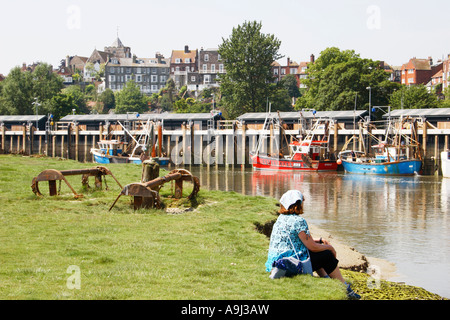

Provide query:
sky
left=1, top=0, right=450, bottom=75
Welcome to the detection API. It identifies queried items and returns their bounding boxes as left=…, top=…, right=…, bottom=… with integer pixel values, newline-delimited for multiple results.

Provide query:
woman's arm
left=298, top=231, right=336, bottom=257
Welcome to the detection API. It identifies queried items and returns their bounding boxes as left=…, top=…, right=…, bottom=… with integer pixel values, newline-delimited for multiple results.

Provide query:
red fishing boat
left=250, top=117, right=338, bottom=172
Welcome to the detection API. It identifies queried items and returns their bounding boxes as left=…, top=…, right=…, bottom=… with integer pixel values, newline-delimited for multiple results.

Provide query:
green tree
left=48, top=93, right=79, bottom=121
left=114, top=80, right=147, bottom=113
left=389, top=85, right=438, bottom=109
left=0, top=67, right=34, bottom=114
left=296, top=47, right=390, bottom=111
left=32, top=63, right=64, bottom=102
left=62, top=85, right=88, bottom=114
left=99, top=88, right=116, bottom=111
left=0, top=63, right=64, bottom=115
left=281, top=74, right=300, bottom=99
left=218, top=21, right=283, bottom=118
left=159, top=78, right=177, bottom=111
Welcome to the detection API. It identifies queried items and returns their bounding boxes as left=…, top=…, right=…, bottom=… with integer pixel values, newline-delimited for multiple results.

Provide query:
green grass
left=0, top=154, right=445, bottom=300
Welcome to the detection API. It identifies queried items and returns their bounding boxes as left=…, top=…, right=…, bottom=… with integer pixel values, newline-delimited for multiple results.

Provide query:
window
left=290, top=68, right=297, bottom=74
left=110, top=67, right=115, bottom=74
left=126, top=68, right=131, bottom=74
left=204, top=75, right=211, bottom=83
left=202, top=64, right=207, bottom=72
left=191, top=76, right=196, bottom=82
left=408, top=69, right=414, bottom=74
left=274, top=69, right=279, bottom=75
left=204, top=54, right=209, bottom=61
left=136, top=75, right=142, bottom=82
left=219, top=64, right=224, bottom=73
left=109, top=75, right=115, bottom=82
left=160, top=75, right=166, bottom=82
left=136, top=68, right=141, bottom=74
left=185, top=58, right=191, bottom=63
left=175, top=58, right=181, bottom=63
left=151, top=75, right=158, bottom=82
left=211, top=65, right=216, bottom=73
left=408, top=77, right=414, bottom=84
left=151, top=85, right=158, bottom=91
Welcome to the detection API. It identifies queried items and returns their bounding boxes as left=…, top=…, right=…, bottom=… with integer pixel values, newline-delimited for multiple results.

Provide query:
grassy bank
left=0, top=155, right=445, bottom=300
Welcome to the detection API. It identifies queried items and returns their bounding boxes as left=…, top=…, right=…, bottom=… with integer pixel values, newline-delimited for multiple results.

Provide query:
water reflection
left=187, top=166, right=450, bottom=298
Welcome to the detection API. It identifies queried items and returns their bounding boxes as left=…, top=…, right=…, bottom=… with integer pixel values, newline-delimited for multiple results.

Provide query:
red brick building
left=401, top=57, right=442, bottom=86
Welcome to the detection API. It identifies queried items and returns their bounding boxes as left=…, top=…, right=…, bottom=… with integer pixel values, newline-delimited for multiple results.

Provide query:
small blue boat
left=91, top=140, right=143, bottom=164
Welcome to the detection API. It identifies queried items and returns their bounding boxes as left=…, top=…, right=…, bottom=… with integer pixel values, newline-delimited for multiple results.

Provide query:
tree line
left=1, top=21, right=449, bottom=121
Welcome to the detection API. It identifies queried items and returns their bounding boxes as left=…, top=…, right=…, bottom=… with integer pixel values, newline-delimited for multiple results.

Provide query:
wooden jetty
left=1, top=110, right=450, bottom=175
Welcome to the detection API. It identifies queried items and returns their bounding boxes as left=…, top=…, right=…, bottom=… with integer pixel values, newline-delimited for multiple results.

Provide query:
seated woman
left=265, top=189, right=360, bottom=300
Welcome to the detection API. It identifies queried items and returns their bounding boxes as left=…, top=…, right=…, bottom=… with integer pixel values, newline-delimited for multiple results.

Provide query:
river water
left=185, top=166, right=450, bottom=299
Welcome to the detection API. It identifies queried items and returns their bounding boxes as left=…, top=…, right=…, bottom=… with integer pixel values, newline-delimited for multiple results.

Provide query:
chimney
left=184, top=45, right=189, bottom=53
left=310, top=54, right=315, bottom=63
left=287, top=57, right=290, bottom=66
left=428, top=56, right=433, bottom=66
left=156, top=52, right=163, bottom=64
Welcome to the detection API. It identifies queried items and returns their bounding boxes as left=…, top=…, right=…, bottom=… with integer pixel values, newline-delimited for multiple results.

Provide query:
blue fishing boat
left=91, top=140, right=143, bottom=164
left=338, top=117, right=423, bottom=176
left=338, top=147, right=422, bottom=175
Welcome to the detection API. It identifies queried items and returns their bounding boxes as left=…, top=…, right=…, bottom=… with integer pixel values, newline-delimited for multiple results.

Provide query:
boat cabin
left=98, top=140, right=125, bottom=156
left=289, top=141, right=324, bottom=160
left=372, top=143, right=408, bottom=162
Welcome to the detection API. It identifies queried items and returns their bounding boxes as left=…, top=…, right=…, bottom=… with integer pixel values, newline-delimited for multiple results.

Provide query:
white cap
left=279, top=190, right=304, bottom=209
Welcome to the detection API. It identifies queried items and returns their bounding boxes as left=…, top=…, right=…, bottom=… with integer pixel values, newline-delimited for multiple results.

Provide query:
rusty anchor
left=31, top=166, right=122, bottom=198
left=109, top=168, right=200, bottom=211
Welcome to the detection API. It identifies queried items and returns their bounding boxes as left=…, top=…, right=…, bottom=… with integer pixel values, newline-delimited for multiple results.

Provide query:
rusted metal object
left=109, top=169, right=200, bottom=211
left=31, top=166, right=122, bottom=198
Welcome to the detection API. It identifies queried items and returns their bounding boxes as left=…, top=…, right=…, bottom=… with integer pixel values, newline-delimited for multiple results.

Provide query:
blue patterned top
left=265, top=214, right=310, bottom=272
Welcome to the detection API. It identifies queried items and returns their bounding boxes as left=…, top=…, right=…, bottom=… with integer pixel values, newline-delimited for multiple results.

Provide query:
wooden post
left=158, top=124, right=163, bottom=157
left=92, top=135, right=96, bottom=163
left=39, top=135, right=42, bottom=155
left=334, top=122, right=339, bottom=154
left=61, top=135, right=65, bottom=159
left=182, top=123, right=187, bottom=165
left=141, top=160, right=160, bottom=183
left=22, top=125, right=26, bottom=154
left=99, top=123, right=103, bottom=142
left=52, top=135, right=56, bottom=158
left=190, top=122, right=195, bottom=165
left=1, top=125, right=5, bottom=153
left=241, top=122, right=247, bottom=166
left=67, top=123, right=72, bottom=160
left=435, top=135, right=439, bottom=175
left=75, top=124, right=79, bottom=162
left=423, top=121, right=428, bottom=159
left=84, top=135, right=88, bottom=163
left=166, top=135, right=171, bottom=159
left=29, top=125, right=34, bottom=155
